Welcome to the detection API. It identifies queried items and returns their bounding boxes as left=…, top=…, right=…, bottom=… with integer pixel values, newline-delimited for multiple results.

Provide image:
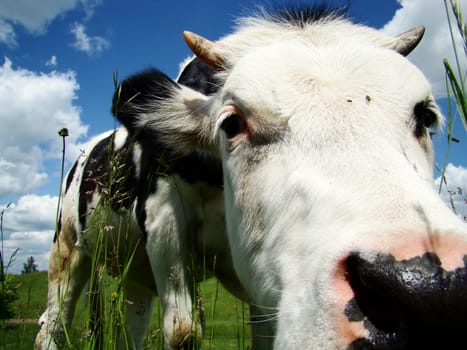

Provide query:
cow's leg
left=124, top=279, right=155, bottom=349
left=144, top=180, right=202, bottom=349
left=35, top=225, right=91, bottom=350
left=146, top=237, right=201, bottom=350
left=250, top=305, right=276, bottom=350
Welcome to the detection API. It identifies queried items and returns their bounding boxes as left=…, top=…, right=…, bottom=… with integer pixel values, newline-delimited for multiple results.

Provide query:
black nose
left=344, top=251, right=467, bottom=350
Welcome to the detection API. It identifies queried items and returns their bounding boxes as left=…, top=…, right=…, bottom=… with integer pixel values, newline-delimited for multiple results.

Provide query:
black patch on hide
left=271, top=3, right=347, bottom=28
left=112, top=68, right=180, bottom=138
left=65, top=159, right=78, bottom=194
left=78, top=132, right=136, bottom=230
left=177, top=57, right=220, bottom=95
left=70, top=61, right=223, bottom=240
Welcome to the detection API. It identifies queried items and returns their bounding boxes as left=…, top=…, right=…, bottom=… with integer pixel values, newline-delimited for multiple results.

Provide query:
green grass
left=0, top=272, right=250, bottom=349
left=0, top=271, right=46, bottom=349
left=439, top=0, right=466, bottom=217
left=0, top=103, right=252, bottom=350
left=12, top=271, right=48, bottom=320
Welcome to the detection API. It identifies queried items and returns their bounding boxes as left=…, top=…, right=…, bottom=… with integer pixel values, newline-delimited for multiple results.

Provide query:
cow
left=35, top=54, right=249, bottom=350
left=36, top=5, right=467, bottom=350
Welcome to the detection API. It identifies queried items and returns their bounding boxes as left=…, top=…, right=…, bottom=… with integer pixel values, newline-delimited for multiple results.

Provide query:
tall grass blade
left=444, top=1, right=467, bottom=133
left=444, top=59, right=467, bottom=130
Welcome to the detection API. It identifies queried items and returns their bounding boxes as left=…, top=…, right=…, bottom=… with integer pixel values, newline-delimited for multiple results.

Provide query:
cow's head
left=113, top=8, right=467, bottom=349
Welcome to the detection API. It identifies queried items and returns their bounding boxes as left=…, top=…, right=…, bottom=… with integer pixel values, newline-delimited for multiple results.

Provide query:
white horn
left=393, top=26, right=425, bottom=56
left=183, top=31, right=224, bottom=70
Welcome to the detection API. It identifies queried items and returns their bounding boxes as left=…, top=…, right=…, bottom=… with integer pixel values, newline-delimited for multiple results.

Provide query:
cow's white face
left=216, top=35, right=436, bottom=282
left=119, top=12, right=467, bottom=349
left=192, top=19, right=467, bottom=349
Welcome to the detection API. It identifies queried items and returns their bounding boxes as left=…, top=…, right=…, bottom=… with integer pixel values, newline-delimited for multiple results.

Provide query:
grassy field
left=0, top=271, right=251, bottom=349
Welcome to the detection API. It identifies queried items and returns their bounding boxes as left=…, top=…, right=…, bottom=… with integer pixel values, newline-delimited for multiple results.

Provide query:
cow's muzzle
left=335, top=249, right=467, bottom=349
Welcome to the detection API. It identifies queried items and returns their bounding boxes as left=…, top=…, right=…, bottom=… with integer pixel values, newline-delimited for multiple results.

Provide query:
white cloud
left=0, top=17, right=16, bottom=47
left=382, top=0, right=467, bottom=98
left=3, top=194, right=58, bottom=232
left=0, top=57, right=88, bottom=197
left=81, top=0, right=103, bottom=21
left=1, top=195, right=57, bottom=273
left=0, top=156, right=48, bottom=195
left=435, top=163, right=467, bottom=221
left=45, top=55, right=58, bottom=67
left=3, top=231, right=54, bottom=273
left=70, top=22, right=110, bottom=56
left=0, top=0, right=77, bottom=34
left=0, top=0, right=100, bottom=34
left=0, top=0, right=104, bottom=48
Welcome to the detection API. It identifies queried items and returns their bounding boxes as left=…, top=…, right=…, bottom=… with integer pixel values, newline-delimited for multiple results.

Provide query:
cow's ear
left=112, top=68, right=214, bottom=152
left=112, top=68, right=179, bottom=131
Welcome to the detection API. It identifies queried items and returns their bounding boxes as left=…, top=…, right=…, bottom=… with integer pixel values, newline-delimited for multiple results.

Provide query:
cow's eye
left=413, top=100, right=438, bottom=137
left=220, top=106, right=247, bottom=139
left=220, top=113, right=247, bottom=139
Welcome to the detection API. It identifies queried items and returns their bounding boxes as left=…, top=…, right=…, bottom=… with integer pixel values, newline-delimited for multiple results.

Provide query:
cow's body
left=35, top=64, right=249, bottom=349
left=37, top=6, right=467, bottom=350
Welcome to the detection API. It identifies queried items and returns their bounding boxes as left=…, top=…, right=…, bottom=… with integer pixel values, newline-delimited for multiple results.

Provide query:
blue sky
left=0, top=0, right=466, bottom=273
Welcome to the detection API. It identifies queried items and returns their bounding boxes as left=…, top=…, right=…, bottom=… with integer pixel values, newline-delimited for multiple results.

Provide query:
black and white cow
left=37, top=6, right=467, bottom=350
left=34, top=59, right=253, bottom=349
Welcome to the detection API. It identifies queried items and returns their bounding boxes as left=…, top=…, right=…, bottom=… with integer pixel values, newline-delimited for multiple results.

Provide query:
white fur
left=150, top=15, right=466, bottom=349
left=132, top=142, right=142, bottom=179
left=207, top=18, right=467, bottom=349
left=113, top=127, right=129, bottom=150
